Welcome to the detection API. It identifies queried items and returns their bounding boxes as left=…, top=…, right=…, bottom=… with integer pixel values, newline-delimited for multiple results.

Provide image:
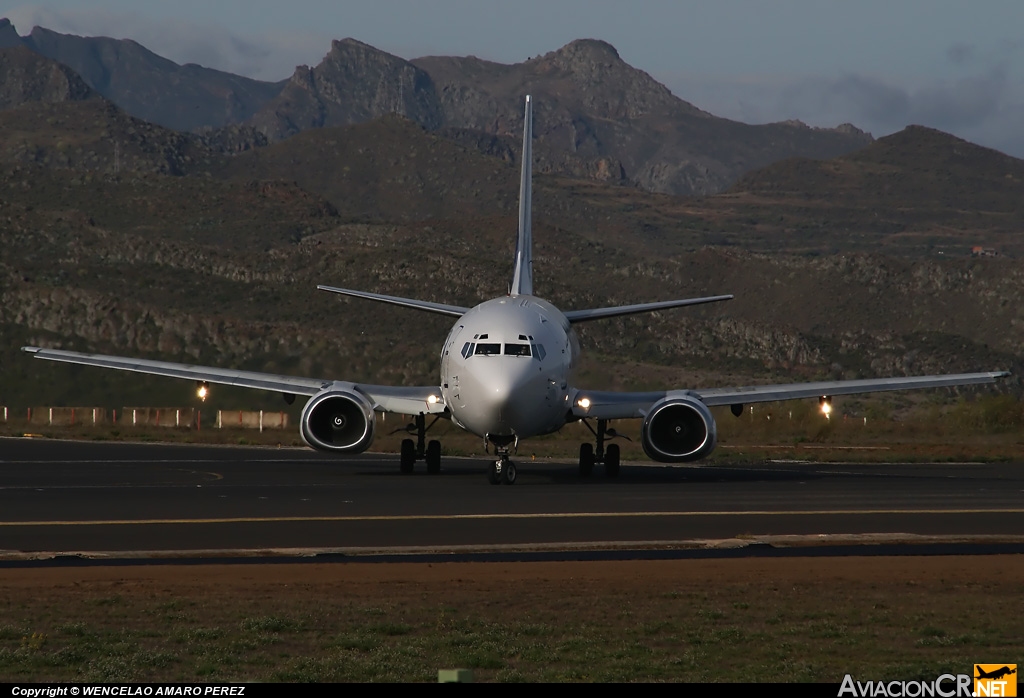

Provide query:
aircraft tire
left=579, top=443, right=595, bottom=477
left=503, top=461, right=517, bottom=485
left=400, top=438, right=416, bottom=474
left=605, top=444, right=621, bottom=478
left=426, top=440, right=441, bottom=474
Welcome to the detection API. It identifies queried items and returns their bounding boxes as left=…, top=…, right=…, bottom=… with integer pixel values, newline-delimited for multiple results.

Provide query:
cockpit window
left=474, top=343, right=501, bottom=356
left=504, top=343, right=531, bottom=357
left=461, top=342, right=475, bottom=359
left=531, top=343, right=546, bottom=361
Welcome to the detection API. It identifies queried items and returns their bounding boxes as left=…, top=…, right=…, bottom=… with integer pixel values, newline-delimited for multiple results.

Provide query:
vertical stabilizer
left=510, top=95, right=533, bottom=296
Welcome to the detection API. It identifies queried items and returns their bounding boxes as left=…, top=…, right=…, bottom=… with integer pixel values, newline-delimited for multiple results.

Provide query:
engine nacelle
left=300, top=389, right=375, bottom=453
left=641, top=395, right=717, bottom=462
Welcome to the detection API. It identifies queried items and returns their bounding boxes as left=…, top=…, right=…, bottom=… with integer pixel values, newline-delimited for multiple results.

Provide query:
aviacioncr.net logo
left=974, top=665, right=1017, bottom=697
left=839, top=674, right=972, bottom=697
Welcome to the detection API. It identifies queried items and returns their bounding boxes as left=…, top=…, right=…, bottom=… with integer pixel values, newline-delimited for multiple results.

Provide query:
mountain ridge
left=2, top=18, right=873, bottom=196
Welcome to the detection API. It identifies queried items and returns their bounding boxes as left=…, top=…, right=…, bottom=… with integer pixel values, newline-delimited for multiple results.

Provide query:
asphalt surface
left=1, top=437, right=1022, bottom=557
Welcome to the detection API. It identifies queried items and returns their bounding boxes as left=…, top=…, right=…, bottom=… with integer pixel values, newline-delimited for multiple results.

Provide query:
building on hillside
left=971, top=246, right=999, bottom=257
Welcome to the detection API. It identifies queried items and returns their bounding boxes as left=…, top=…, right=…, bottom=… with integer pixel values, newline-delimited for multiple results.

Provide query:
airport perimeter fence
left=0, top=406, right=289, bottom=431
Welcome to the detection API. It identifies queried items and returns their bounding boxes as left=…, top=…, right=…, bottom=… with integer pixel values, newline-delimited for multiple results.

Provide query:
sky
left=4, top=0, right=1024, bottom=157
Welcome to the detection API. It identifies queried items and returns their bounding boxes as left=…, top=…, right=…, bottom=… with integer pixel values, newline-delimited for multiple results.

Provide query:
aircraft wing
left=569, top=371, right=1009, bottom=420
left=21, top=347, right=446, bottom=415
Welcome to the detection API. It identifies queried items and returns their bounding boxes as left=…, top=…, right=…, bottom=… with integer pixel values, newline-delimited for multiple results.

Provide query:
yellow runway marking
left=2, top=509, right=1023, bottom=526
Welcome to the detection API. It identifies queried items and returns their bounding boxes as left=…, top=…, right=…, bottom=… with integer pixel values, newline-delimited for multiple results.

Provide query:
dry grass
left=0, top=557, right=1020, bottom=682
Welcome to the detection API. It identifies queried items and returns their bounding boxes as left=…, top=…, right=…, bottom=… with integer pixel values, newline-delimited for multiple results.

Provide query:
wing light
left=577, top=397, right=591, bottom=410
left=197, top=382, right=209, bottom=402
left=427, top=394, right=439, bottom=405
left=819, top=395, right=832, bottom=418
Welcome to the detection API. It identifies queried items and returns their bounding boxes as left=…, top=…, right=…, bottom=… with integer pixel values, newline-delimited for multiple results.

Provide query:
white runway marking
left=2, top=508, right=1023, bottom=527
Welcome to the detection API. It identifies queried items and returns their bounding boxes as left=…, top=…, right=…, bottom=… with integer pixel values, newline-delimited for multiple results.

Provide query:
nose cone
left=464, top=358, right=545, bottom=435
left=487, top=368, right=518, bottom=405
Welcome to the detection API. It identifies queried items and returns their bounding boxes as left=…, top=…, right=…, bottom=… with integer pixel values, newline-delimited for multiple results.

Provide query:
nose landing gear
left=487, top=452, right=517, bottom=485
left=485, top=436, right=518, bottom=485
left=578, top=419, right=625, bottom=478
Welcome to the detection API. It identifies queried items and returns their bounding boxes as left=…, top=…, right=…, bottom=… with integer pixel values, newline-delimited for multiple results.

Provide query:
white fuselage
left=439, top=295, right=579, bottom=440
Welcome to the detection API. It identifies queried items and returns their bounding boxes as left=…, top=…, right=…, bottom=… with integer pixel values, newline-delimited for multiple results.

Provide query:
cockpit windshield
left=462, top=339, right=543, bottom=359
left=503, top=343, right=531, bottom=357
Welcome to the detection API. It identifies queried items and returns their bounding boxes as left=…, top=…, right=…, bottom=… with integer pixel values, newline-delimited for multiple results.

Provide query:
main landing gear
left=578, top=419, right=625, bottom=478
left=396, top=413, right=443, bottom=475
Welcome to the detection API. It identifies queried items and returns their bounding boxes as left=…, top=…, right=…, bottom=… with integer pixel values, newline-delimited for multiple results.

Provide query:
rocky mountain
left=713, top=126, right=1024, bottom=255
left=0, top=17, right=21, bottom=48
left=248, top=38, right=444, bottom=141
left=0, top=96, right=270, bottom=177
left=248, top=37, right=874, bottom=196
left=3, top=20, right=876, bottom=196
left=0, top=19, right=286, bottom=132
left=0, top=45, right=97, bottom=109
left=414, top=40, right=873, bottom=195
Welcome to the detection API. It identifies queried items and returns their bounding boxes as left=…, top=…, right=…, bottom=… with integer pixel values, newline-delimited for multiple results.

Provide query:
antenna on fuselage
left=510, top=95, right=533, bottom=297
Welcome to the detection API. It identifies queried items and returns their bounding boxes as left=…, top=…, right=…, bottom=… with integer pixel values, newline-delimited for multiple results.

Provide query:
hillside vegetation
left=0, top=50, right=1020, bottom=412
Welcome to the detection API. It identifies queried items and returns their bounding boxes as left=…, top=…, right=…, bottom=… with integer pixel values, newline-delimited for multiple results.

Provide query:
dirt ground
left=5, top=554, right=1023, bottom=590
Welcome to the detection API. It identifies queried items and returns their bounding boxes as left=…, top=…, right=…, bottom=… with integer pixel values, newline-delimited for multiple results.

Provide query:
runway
left=1, top=437, right=1022, bottom=558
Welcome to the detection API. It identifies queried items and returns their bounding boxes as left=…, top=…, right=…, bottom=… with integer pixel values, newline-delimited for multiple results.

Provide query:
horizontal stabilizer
left=564, top=294, right=733, bottom=323
left=317, top=285, right=468, bottom=317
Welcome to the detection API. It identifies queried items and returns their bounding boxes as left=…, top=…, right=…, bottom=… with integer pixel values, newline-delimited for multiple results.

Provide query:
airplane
left=22, top=96, right=1009, bottom=485
left=976, top=667, right=1016, bottom=680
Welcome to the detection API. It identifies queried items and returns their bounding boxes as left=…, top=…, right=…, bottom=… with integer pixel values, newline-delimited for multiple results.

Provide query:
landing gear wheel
left=488, top=460, right=502, bottom=485
left=425, top=440, right=441, bottom=474
left=503, top=460, right=517, bottom=485
left=400, top=438, right=415, bottom=474
left=605, top=443, right=621, bottom=478
left=579, top=443, right=595, bottom=477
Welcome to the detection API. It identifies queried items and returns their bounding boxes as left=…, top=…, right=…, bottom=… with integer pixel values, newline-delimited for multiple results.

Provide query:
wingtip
left=21, top=346, right=40, bottom=353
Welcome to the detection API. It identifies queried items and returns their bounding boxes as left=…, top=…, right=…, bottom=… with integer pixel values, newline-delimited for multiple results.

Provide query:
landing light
left=197, top=382, right=209, bottom=402
left=819, top=395, right=832, bottom=418
left=577, top=398, right=591, bottom=410
left=427, top=394, right=439, bottom=405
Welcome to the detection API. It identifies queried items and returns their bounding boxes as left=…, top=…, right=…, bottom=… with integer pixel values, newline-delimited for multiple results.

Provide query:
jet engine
left=300, top=388, right=376, bottom=453
left=641, top=395, right=717, bottom=462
